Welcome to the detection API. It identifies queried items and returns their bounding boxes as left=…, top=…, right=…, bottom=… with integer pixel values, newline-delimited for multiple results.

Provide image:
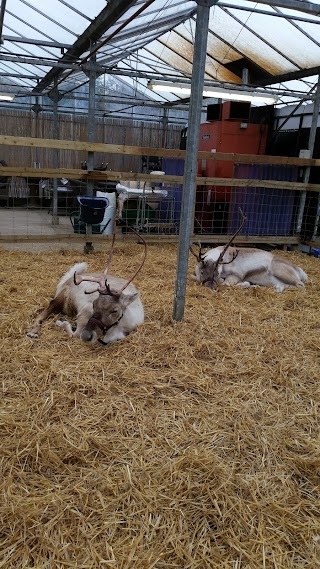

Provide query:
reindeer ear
left=121, top=292, right=138, bottom=307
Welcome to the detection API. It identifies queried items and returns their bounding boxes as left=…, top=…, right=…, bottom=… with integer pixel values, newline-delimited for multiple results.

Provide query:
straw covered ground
left=1, top=241, right=320, bottom=568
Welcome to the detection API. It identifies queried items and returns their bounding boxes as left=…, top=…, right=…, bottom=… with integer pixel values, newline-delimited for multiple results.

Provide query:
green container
left=122, top=199, right=156, bottom=228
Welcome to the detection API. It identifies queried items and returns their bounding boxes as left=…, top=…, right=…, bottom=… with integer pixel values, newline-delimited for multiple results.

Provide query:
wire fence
left=0, top=171, right=318, bottom=243
left=0, top=108, right=319, bottom=243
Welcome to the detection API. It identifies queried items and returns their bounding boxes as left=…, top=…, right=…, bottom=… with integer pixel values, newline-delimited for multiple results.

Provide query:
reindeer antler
left=104, top=231, right=116, bottom=277
left=203, top=208, right=247, bottom=288
left=74, top=222, right=147, bottom=296
left=101, top=224, right=147, bottom=295
left=190, top=241, right=206, bottom=262
left=217, top=208, right=247, bottom=265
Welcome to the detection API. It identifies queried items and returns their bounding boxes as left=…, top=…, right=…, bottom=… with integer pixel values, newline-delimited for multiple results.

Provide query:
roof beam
left=242, top=0, right=320, bottom=16
left=0, top=53, right=81, bottom=70
left=0, top=71, right=41, bottom=79
left=0, top=0, right=7, bottom=44
left=254, top=65, right=320, bottom=86
left=218, top=3, right=320, bottom=24
left=3, top=35, right=71, bottom=49
left=32, top=0, right=137, bottom=93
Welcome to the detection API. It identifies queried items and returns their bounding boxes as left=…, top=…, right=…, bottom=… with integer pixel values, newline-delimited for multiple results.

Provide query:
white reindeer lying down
left=27, top=262, right=144, bottom=346
left=190, top=209, right=307, bottom=292
left=28, top=229, right=147, bottom=345
left=191, top=246, right=308, bottom=292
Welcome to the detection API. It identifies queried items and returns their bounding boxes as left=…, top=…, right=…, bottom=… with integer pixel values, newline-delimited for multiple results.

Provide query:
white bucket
left=96, top=191, right=117, bottom=234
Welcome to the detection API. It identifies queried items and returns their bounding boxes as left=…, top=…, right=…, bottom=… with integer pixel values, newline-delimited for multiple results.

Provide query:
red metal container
left=195, top=102, right=268, bottom=233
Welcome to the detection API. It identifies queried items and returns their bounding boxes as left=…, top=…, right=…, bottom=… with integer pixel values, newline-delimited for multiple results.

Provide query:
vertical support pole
left=85, top=54, right=97, bottom=252
left=32, top=96, right=41, bottom=168
left=310, top=78, right=320, bottom=240
left=31, top=95, right=42, bottom=215
left=173, top=0, right=217, bottom=321
left=296, top=75, right=320, bottom=235
left=51, top=88, right=60, bottom=225
left=87, top=60, right=96, bottom=198
left=162, top=107, right=169, bottom=150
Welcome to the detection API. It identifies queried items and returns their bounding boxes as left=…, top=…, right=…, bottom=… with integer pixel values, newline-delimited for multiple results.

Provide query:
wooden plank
left=0, top=134, right=319, bottom=166
left=0, top=233, right=300, bottom=245
left=0, top=135, right=186, bottom=158
left=197, top=177, right=320, bottom=192
left=123, top=234, right=300, bottom=245
left=0, top=167, right=89, bottom=179
left=190, top=235, right=300, bottom=245
left=1, top=166, right=320, bottom=192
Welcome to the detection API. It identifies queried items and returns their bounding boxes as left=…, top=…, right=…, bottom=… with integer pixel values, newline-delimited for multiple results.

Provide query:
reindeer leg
left=223, top=273, right=243, bottom=286
left=27, top=294, right=64, bottom=338
left=235, top=281, right=257, bottom=288
left=271, top=258, right=305, bottom=290
left=55, top=319, right=74, bottom=337
left=56, top=305, right=93, bottom=339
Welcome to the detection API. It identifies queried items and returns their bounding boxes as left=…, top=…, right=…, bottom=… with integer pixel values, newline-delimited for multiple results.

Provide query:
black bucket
left=77, top=196, right=109, bottom=224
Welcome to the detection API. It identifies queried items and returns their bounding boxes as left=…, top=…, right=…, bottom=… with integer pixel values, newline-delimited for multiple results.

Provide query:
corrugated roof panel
left=175, top=19, right=243, bottom=66
left=230, top=8, right=320, bottom=69
left=106, top=0, right=195, bottom=39
left=4, top=12, right=58, bottom=47
left=144, top=39, right=194, bottom=76
left=158, top=30, right=241, bottom=83
left=96, top=14, right=195, bottom=68
left=7, top=1, right=76, bottom=42
left=210, top=7, right=300, bottom=76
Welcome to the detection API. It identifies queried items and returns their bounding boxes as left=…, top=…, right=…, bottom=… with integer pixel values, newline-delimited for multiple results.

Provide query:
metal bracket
left=47, top=88, right=64, bottom=103
left=31, top=102, right=42, bottom=114
left=81, top=61, right=105, bottom=79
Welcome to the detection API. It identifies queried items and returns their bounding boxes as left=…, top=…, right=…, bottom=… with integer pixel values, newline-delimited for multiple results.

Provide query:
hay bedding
left=0, top=242, right=320, bottom=569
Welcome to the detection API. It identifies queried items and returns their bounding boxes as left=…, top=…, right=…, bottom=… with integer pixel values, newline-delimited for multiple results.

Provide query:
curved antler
left=103, top=231, right=116, bottom=277
left=113, top=224, right=147, bottom=294
left=74, top=221, right=147, bottom=296
left=189, top=241, right=205, bottom=262
left=73, top=271, right=108, bottom=294
left=203, top=208, right=247, bottom=288
left=216, top=208, right=247, bottom=265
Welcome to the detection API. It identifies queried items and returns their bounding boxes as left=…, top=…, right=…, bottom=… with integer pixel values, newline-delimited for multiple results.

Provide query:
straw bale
left=1, top=243, right=320, bottom=568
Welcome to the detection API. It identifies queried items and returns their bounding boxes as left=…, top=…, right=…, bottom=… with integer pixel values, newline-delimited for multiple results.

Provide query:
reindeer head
left=190, top=246, right=222, bottom=289
left=74, top=225, right=146, bottom=343
left=80, top=288, right=138, bottom=343
left=190, top=209, right=247, bottom=289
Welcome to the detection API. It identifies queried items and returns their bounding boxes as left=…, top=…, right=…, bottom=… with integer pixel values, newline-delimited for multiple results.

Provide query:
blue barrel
left=77, top=196, right=109, bottom=224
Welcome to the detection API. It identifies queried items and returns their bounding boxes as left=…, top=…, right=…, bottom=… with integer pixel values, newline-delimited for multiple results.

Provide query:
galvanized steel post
left=296, top=75, right=320, bottom=235
left=87, top=60, right=96, bottom=198
left=84, top=53, right=97, bottom=250
left=50, top=86, right=62, bottom=226
left=173, top=0, right=217, bottom=321
left=310, top=76, right=320, bottom=240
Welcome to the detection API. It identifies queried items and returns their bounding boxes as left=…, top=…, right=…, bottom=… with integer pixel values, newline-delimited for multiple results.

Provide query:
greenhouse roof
left=1, top=0, right=320, bottom=108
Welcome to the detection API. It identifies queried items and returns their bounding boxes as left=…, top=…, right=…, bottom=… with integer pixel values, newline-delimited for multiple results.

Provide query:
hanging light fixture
left=0, top=93, right=15, bottom=101
left=147, top=80, right=277, bottom=105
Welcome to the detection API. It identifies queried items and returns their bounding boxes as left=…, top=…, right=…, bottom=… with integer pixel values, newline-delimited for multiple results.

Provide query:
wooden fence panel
left=0, top=109, right=182, bottom=171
